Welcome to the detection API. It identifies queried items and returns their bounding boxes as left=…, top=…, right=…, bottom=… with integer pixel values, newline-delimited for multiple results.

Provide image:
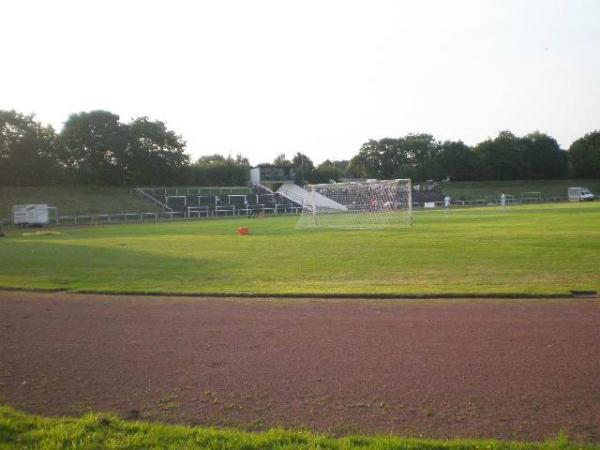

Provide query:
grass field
left=1, top=406, right=595, bottom=450
left=1, top=202, right=598, bottom=296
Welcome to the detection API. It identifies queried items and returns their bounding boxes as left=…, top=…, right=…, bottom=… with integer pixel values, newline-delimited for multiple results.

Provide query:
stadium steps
left=253, top=183, right=300, bottom=208
left=276, top=182, right=347, bottom=212
left=132, top=188, right=174, bottom=212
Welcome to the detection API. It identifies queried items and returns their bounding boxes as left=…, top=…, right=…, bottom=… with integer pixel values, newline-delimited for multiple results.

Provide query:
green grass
left=0, top=202, right=599, bottom=296
left=0, top=406, right=596, bottom=450
left=444, top=179, right=600, bottom=201
left=0, top=186, right=160, bottom=221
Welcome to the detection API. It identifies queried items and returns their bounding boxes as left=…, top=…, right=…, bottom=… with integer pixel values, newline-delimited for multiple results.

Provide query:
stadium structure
left=134, top=166, right=436, bottom=220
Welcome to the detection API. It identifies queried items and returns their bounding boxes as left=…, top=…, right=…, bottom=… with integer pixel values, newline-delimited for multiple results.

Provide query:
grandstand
left=133, top=167, right=313, bottom=218
left=134, top=183, right=304, bottom=218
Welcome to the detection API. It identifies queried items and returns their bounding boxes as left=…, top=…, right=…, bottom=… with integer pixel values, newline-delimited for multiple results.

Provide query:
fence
left=134, top=186, right=252, bottom=196
left=5, top=195, right=591, bottom=228
left=412, top=195, right=574, bottom=209
left=30, top=206, right=305, bottom=227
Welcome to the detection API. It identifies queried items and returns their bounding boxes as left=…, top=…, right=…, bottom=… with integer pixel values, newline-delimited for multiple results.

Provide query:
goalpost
left=521, top=192, right=543, bottom=203
left=297, top=179, right=412, bottom=229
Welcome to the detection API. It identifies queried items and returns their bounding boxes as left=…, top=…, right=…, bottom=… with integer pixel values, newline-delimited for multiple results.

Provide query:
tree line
left=1, top=109, right=599, bottom=186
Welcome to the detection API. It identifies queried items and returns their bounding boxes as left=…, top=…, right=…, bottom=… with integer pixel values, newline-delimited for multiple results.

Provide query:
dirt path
left=1, top=291, right=599, bottom=442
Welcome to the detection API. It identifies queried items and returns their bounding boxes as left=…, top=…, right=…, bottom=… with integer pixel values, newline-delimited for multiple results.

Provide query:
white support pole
left=408, top=179, right=412, bottom=218
left=311, top=185, right=317, bottom=227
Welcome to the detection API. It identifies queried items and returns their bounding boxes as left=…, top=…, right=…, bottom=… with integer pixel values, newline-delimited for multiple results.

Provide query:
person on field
left=444, top=196, right=451, bottom=212
left=500, top=192, right=507, bottom=208
left=369, top=196, right=377, bottom=211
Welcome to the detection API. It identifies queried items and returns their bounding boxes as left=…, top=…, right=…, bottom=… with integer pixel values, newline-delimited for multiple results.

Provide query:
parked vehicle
left=568, top=187, right=595, bottom=201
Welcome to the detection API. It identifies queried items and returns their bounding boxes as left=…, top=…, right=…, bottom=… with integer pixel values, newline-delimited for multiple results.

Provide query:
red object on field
left=237, top=227, right=249, bottom=236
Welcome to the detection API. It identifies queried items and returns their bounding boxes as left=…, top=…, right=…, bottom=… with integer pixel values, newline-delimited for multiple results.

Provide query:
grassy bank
left=0, top=186, right=160, bottom=220
left=2, top=181, right=599, bottom=221
left=0, top=406, right=596, bottom=450
left=0, top=203, right=598, bottom=296
left=443, top=179, right=600, bottom=201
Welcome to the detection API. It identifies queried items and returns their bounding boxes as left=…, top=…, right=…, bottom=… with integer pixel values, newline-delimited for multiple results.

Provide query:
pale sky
left=2, top=0, right=599, bottom=165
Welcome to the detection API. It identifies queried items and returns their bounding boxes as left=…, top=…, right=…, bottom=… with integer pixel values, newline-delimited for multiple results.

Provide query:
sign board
left=424, top=202, right=436, bottom=208
left=251, top=166, right=297, bottom=183
left=250, top=167, right=261, bottom=185
left=13, top=204, right=50, bottom=225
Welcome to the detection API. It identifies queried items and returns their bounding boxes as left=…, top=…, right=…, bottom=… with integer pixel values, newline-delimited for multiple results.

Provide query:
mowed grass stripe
left=0, top=203, right=598, bottom=296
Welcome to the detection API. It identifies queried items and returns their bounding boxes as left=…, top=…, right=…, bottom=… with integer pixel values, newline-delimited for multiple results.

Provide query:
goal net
left=521, top=191, right=542, bottom=203
left=297, top=179, right=412, bottom=229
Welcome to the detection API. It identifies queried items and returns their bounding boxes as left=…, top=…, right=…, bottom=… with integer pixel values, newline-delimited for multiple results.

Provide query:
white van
left=568, top=187, right=595, bottom=202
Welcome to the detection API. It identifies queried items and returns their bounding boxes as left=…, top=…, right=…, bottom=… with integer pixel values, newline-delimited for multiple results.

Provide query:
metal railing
left=412, top=195, right=574, bottom=209
left=32, top=206, right=306, bottom=227
left=4, top=195, right=593, bottom=228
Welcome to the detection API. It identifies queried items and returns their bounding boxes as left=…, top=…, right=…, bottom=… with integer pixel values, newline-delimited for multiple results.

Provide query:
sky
left=1, top=0, right=599, bottom=165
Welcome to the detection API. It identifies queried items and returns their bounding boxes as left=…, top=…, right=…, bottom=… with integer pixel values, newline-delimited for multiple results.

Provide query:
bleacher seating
left=146, top=185, right=302, bottom=217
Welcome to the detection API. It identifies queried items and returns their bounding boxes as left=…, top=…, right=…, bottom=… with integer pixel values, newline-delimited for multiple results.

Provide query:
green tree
left=403, top=133, right=440, bottom=180
left=59, top=110, right=128, bottom=184
left=434, top=140, right=480, bottom=181
left=475, top=131, right=523, bottom=180
left=346, top=154, right=369, bottom=178
left=351, top=138, right=407, bottom=179
left=190, top=153, right=250, bottom=186
left=312, top=159, right=346, bottom=183
left=291, top=152, right=314, bottom=183
left=569, top=131, right=600, bottom=178
left=520, top=132, right=568, bottom=179
left=0, top=110, right=61, bottom=185
left=349, top=134, right=439, bottom=181
left=273, top=153, right=292, bottom=166
left=125, top=117, right=188, bottom=185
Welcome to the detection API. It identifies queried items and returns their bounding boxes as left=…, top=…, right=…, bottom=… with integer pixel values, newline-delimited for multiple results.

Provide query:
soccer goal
left=521, top=192, right=543, bottom=203
left=297, top=179, right=412, bottom=229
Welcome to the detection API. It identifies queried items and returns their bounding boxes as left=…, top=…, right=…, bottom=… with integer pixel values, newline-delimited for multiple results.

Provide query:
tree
left=190, top=153, right=250, bottom=186
left=570, top=131, right=600, bottom=178
left=520, top=132, right=568, bottom=179
left=475, top=131, right=523, bottom=180
left=291, top=153, right=314, bottom=171
left=349, top=134, right=440, bottom=181
left=434, top=140, right=480, bottom=181
left=346, top=154, right=369, bottom=178
left=273, top=153, right=292, bottom=166
left=0, top=110, right=61, bottom=185
left=475, top=131, right=568, bottom=180
left=403, top=133, right=440, bottom=180
left=312, top=159, right=346, bottom=183
left=350, top=138, right=408, bottom=179
left=59, top=110, right=128, bottom=184
left=291, top=152, right=314, bottom=183
left=124, top=117, right=188, bottom=185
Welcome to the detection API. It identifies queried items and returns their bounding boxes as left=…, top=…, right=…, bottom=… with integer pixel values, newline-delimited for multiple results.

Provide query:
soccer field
left=0, top=202, right=599, bottom=296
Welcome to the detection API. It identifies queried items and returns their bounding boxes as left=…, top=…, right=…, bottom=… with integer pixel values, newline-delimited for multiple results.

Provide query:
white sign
left=13, top=204, right=50, bottom=225
left=424, top=202, right=436, bottom=208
